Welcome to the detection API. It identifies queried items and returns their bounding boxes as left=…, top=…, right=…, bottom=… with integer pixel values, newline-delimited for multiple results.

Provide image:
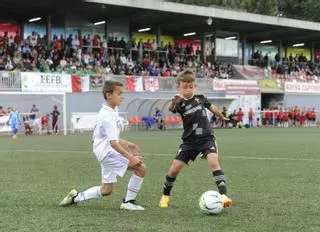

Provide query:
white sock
left=125, top=174, right=144, bottom=202
left=74, top=186, right=102, bottom=203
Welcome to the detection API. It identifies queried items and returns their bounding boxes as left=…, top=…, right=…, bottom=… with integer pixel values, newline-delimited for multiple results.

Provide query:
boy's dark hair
left=176, top=69, right=196, bottom=84
left=102, top=80, right=123, bottom=100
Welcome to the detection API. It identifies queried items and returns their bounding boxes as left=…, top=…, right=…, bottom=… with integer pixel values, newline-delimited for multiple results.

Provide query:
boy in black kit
left=51, top=105, right=60, bottom=135
left=159, top=69, right=232, bottom=208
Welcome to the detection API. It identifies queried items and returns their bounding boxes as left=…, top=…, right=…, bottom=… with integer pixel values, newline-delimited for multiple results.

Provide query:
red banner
left=0, top=23, right=19, bottom=37
left=127, top=76, right=135, bottom=92
left=71, top=75, right=82, bottom=92
left=126, top=76, right=143, bottom=92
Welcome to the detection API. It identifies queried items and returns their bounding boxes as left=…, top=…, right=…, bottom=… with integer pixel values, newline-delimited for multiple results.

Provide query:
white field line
left=0, top=149, right=319, bottom=162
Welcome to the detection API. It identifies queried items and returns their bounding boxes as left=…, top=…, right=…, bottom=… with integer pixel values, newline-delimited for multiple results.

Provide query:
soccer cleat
left=59, top=189, right=78, bottom=207
left=221, top=194, right=232, bottom=208
left=12, top=135, right=18, bottom=139
left=159, top=195, right=171, bottom=208
left=120, top=199, right=144, bottom=211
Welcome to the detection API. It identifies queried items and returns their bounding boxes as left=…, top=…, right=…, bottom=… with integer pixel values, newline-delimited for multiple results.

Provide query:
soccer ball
left=199, top=190, right=224, bottom=215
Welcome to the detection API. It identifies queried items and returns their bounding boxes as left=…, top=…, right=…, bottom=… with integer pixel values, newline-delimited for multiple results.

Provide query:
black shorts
left=175, top=139, right=218, bottom=165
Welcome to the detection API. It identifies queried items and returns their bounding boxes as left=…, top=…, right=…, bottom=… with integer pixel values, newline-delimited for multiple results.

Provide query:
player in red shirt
left=293, top=107, right=299, bottom=127
left=288, top=107, right=294, bottom=126
left=274, top=109, right=280, bottom=127
left=236, top=108, right=244, bottom=128
left=265, top=109, right=273, bottom=127
left=306, top=108, right=312, bottom=127
left=278, top=109, right=285, bottom=127
left=283, top=109, right=289, bottom=128
left=294, top=109, right=300, bottom=127
left=41, top=114, right=50, bottom=134
left=300, top=109, right=306, bottom=127
left=0, top=106, right=7, bottom=116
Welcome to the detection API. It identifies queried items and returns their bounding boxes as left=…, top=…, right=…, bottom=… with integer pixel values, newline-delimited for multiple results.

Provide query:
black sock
left=213, top=170, right=227, bottom=194
left=163, top=175, right=176, bottom=196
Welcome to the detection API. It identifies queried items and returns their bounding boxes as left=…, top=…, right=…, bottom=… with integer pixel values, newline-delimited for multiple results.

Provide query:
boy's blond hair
left=176, top=69, right=196, bottom=84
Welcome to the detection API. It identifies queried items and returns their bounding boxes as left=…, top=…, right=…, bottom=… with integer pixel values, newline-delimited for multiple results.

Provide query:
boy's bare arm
left=210, top=105, right=229, bottom=121
left=110, top=140, right=142, bottom=166
left=119, top=139, right=140, bottom=154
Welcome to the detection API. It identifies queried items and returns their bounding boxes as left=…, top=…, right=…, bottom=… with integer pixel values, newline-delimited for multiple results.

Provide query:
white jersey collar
left=102, top=103, right=117, bottom=112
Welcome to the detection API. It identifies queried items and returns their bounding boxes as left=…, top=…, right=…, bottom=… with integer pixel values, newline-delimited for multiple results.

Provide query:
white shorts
left=100, top=151, right=129, bottom=184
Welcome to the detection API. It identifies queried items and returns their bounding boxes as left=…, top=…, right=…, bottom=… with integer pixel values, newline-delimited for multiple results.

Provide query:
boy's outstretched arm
left=210, top=105, right=229, bottom=121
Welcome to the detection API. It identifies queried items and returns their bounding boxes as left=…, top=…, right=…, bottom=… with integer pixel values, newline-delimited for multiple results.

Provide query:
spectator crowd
left=250, top=50, right=320, bottom=82
left=0, top=31, right=233, bottom=79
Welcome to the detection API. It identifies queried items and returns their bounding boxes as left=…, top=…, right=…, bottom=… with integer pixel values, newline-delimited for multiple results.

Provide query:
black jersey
left=52, top=110, right=60, bottom=121
left=172, top=94, right=213, bottom=142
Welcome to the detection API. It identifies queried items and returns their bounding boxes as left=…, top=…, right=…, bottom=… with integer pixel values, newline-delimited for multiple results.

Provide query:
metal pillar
left=46, top=16, right=52, bottom=49
left=201, top=32, right=205, bottom=62
left=156, top=25, right=161, bottom=47
left=241, top=35, right=247, bottom=65
left=311, top=42, right=315, bottom=63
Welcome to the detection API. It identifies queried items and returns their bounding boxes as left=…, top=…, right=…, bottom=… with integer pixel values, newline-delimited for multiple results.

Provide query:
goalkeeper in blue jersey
left=9, top=106, right=20, bottom=138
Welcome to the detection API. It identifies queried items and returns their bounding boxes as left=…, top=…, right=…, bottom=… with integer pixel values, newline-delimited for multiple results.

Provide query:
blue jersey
left=9, top=111, right=20, bottom=126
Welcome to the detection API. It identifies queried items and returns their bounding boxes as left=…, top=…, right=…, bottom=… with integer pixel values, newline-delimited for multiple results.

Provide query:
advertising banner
left=0, top=115, right=10, bottom=132
left=213, top=79, right=260, bottom=95
left=284, top=82, right=320, bottom=94
left=21, top=72, right=72, bottom=92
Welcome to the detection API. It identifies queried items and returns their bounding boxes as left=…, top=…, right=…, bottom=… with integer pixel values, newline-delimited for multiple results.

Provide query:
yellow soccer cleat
left=59, top=189, right=78, bottom=207
left=159, top=195, right=171, bottom=208
left=221, top=194, right=233, bottom=208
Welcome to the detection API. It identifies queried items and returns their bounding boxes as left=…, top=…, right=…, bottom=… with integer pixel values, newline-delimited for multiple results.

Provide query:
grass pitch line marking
left=0, top=149, right=319, bottom=162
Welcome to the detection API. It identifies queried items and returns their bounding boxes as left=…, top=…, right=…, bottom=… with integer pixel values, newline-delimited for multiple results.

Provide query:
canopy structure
left=1, top=0, right=320, bottom=45
left=124, top=96, right=237, bottom=117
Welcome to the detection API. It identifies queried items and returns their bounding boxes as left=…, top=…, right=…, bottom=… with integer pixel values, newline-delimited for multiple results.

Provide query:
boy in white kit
left=59, top=80, right=147, bottom=210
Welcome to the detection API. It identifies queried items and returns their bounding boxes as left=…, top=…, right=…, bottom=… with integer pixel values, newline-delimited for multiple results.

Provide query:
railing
left=0, top=71, right=221, bottom=93
left=248, top=59, right=314, bottom=69
left=0, top=71, right=21, bottom=91
left=2, top=70, right=320, bottom=94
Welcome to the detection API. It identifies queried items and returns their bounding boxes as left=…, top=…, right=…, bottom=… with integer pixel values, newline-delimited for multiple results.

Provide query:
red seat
left=170, top=116, right=177, bottom=124
left=128, top=117, right=135, bottom=124
left=175, top=116, right=182, bottom=123
left=128, top=116, right=142, bottom=124
left=134, top=116, right=142, bottom=123
left=163, top=116, right=171, bottom=123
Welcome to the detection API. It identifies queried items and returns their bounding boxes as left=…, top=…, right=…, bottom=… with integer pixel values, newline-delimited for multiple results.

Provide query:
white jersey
left=93, top=104, right=123, bottom=162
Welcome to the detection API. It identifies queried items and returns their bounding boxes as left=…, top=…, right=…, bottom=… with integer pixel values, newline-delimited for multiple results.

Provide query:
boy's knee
left=168, top=160, right=185, bottom=177
left=169, top=170, right=179, bottom=177
left=168, top=167, right=181, bottom=177
left=207, top=153, right=221, bottom=170
left=101, top=185, right=113, bottom=196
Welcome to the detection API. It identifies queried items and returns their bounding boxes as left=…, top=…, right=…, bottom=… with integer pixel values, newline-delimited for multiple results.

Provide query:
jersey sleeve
left=203, top=96, right=212, bottom=109
left=102, top=116, right=118, bottom=141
